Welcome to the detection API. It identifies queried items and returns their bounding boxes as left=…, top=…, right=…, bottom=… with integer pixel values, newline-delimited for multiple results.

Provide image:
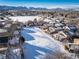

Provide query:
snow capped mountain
left=0, top=5, right=79, bottom=11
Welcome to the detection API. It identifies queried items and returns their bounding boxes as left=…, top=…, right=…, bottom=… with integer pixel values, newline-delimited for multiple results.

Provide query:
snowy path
left=20, top=27, right=67, bottom=59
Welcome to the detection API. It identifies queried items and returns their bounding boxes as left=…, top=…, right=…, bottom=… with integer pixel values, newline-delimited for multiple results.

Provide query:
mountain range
left=0, top=5, right=79, bottom=11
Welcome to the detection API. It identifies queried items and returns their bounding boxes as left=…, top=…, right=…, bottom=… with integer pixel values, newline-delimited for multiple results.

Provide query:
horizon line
left=0, top=4, right=79, bottom=9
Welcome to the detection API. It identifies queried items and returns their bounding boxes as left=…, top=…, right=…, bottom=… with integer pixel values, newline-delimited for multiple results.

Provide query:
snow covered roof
left=20, top=27, right=67, bottom=59
left=0, top=29, right=7, bottom=33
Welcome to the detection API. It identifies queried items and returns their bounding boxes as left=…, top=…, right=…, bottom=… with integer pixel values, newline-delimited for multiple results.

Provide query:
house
left=0, top=29, right=11, bottom=43
left=74, top=38, right=79, bottom=45
left=48, top=27, right=56, bottom=34
left=53, top=31, right=68, bottom=41
left=68, top=24, right=77, bottom=32
left=0, top=28, right=11, bottom=56
left=54, top=23, right=63, bottom=28
left=55, top=27, right=63, bottom=31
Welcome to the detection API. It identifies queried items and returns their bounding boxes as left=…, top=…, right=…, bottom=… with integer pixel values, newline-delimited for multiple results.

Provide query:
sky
left=0, top=0, right=79, bottom=8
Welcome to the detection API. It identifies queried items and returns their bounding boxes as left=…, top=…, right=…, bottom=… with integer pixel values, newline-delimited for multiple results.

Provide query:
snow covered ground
left=20, top=27, right=67, bottom=59
left=9, top=16, right=40, bottom=23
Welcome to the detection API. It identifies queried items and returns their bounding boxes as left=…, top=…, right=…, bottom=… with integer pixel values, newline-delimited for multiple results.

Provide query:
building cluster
left=0, top=16, right=23, bottom=59
left=26, top=15, right=79, bottom=58
left=0, top=10, right=79, bottom=59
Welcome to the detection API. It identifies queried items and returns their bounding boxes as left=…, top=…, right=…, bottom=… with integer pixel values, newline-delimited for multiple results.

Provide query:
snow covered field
left=20, top=27, right=67, bottom=59
left=9, top=16, right=40, bottom=23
